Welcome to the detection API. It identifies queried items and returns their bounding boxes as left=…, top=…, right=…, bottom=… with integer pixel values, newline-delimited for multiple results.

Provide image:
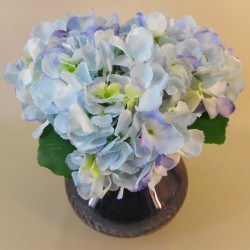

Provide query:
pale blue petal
left=144, top=12, right=168, bottom=36
left=181, top=129, right=204, bottom=157
left=32, top=120, right=49, bottom=139
left=31, top=22, right=54, bottom=43
left=91, top=114, right=112, bottom=128
left=112, top=55, right=134, bottom=68
left=53, top=113, right=68, bottom=138
left=25, top=38, right=41, bottom=61
left=54, top=85, right=78, bottom=111
left=119, top=162, right=140, bottom=174
left=19, top=64, right=34, bottom=86
left=131, top=112, right=142, bottom=138
left=151, top=44, right=164, bottom=66
left=130, top=62, right=153, bottom=88
left=138, top=86, right=162, bottom=111
left=4, top=61, right=21, bottom=85
left=111, top=143, right=136, bottom=170
left=22, top=103, right=46, bottom=121
left=82, top=46, right=99, bottom=71
left=109, top=74, right=132, bottom=86
left=75, top=136, right=108, bottom=152
left=175, top=39, right=204, bottom=61
left=75, top=180, right=92, bottom=200
left=69, top=103, right=95, bottom=134
left=112, top=172, right=138, bottom=189
left=60, top=71, right=84, bottom=90
left=126, top=27, right=154, bottom=63
left=104, top=103, right=124, bottom=116
left=76, top=62, right=93, bottom=85
left=41, top=53, right=60, bottom=78
left=151, top=63, right=169, bottom=90
left=97, top=151, right=120, bottom=171
left=98, top=41, right=114, bottom=73
left=141, top=111, right=184, bottom=154
left=114, top=110, right=132, bottom=137
left=84, top=103, right=104, bottom=115
left=228, top=75, right=244, bottom=93
left=98, top=138, right=120, bottom=156
left=154, top=125, right=183, bottom=154
left=65, top=150, right=85, bottom=170
left=167, top=76, right=186, bottom=95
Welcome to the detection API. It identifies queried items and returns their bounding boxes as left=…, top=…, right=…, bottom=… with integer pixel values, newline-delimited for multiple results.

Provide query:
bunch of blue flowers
left=4, top=11, right=243, bottom=199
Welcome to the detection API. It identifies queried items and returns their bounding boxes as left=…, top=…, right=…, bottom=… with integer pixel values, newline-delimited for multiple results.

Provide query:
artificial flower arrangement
left=4, top=11, right=243, bottom=201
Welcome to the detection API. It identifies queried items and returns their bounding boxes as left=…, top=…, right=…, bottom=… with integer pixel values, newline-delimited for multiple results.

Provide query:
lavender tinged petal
left=53, top=30, right=68, bottom=38
left=140, top=124, right=153, bottom=154
left=196, top=31, right=221, bottom=50
left=216, top=97, right=236, bottom=117
left=67, top=16, right=80, bottom=31
left=136, top=12, right=146, bottom=27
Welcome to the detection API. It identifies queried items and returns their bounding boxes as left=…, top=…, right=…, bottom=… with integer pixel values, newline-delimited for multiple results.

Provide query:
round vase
left=65, top=159, right=188, bottom=238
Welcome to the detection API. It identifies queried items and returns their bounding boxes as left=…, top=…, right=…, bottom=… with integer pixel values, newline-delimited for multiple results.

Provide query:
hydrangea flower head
left=4, top=11, right=243, bottom=200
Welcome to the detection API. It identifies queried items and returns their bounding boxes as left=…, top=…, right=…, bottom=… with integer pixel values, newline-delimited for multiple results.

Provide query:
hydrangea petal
left=66, top=150, right=85, bottom=170
left=4, top=61, right=21, bottom=85
left=151, top=63, right=169, bottom=90
left=196, top=31, right=221, bottom=50
left=69, top=103, right=95, bottom=134
left=60, top=71, right=83, bottom=90
left=126, top=27, right=154, bottom=63
left=175, top=39, right=204, bottom=61
left=181, top=129, right=204, bottom=157
left=130, top=62, right=153, bottom=88
left=91, top=114, right=113, bottom=128
left=141, top=111, right=184, bottom=154
left=136, top=12, right=146, bottom=27
left=22, top=103, right=45, bottom=121
left=31, top=22, right=54, bottom=43
left=41, top=53, right=60, bottom=78
left=32, top=120, right=49, bottom=139
left=67, top=16, right=80, bottom=31
left=114, top=110, right=132, bottom=137
left=145, top=12, right=168, bottom=36
left=203, top=98, right=218, bottom=119
left=138, top=86, right=162, bottom=112
left=25, top=38, right=41, bottom=61
left=140, top=124, right=153, bottom=154
left=216, top=97, right=235, bottom=117
left=53, top=113, right=68, bottom=138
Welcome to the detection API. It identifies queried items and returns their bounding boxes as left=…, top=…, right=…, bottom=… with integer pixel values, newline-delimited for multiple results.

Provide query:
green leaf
left=188, top=113, right=229, bottom=144
left=37, top=125, right=76, bottom=179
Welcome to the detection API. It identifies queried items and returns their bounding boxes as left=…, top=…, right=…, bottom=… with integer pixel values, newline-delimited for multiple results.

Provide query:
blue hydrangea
left=4, top=11, right=243, bottom=200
